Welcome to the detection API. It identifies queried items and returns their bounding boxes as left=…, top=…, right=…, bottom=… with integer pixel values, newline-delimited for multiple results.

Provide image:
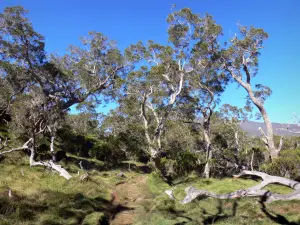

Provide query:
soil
left=109, top=175, right=148, bottom=225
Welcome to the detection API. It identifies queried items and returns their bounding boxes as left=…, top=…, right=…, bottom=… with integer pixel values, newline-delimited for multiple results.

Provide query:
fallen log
left=166, top=170, right=300, bottom=204
left=0, top=139, right=72, bottom=180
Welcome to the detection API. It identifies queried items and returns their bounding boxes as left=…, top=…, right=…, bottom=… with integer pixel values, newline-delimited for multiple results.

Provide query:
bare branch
left=178, top=170, right=300, bottom=204
left=0, top=138, right=33, bottom=155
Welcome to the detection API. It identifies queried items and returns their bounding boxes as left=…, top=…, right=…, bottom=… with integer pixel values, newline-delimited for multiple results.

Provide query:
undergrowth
left=1, top=157, right=300, bottom=225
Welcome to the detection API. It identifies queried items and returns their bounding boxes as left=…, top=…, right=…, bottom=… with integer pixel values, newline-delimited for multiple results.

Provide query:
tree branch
left=0, top=138, right=33, bottom=155
left=166, top=170, right=300, bottom=204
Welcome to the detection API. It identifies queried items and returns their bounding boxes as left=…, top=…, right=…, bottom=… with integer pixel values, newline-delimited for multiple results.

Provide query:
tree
left=0, top=6, right=127, bottom=179
left=219, top=26, right=283, bottom=160
left=167, top=9, right=229, bottom=178
left=179, top=170, right=300, bottom=204
left=124, top=40, right=186, bottom=160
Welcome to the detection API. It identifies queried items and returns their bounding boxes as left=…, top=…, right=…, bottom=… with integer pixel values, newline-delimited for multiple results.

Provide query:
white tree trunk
left=178, top=170, right=300, bottom=204
left=0, top=138, right=72, bottom=180
left=226, top=67, right=283, bottom=160
left=203, top=128, right=212, bottom=178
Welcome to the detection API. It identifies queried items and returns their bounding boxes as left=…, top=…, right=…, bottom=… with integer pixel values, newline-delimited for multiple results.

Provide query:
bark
left=154, top=71, right=184, bottom=147
left=225, top=66, right=282, bottom=160
left=140, top=70, right=185, bottom=159
left=140, top=87, right=159, bottom=158
left=250, top=150, right=254, bottom=171
left=203, top=120, right=212, bottom=178
left=198, top=83, right=214, bottom=178
left=0, top=138, right=71, bottom=180
left=0, top=138, right=32, bottom=155
left=177, top=170, right=300, bottom=204
left=29, top=145, right=72, bottom=180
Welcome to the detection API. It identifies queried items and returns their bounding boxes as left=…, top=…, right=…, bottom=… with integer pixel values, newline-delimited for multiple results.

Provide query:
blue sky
left=1, top=0, right=300, bottom=123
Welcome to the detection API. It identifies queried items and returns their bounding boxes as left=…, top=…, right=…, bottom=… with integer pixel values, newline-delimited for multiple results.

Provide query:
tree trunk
left=227, top=68, right=283, bottom=160
left=176, top=170, right=300, bottom=204
left=203, top=119, right=212, bottom=178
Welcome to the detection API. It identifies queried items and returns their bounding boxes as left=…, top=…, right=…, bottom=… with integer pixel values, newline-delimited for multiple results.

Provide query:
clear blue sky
left=1, top=0, right=300, bottom=123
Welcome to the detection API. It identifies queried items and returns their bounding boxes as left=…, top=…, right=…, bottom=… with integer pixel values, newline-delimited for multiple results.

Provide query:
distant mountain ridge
left=240, top=121, right=300, bottom=137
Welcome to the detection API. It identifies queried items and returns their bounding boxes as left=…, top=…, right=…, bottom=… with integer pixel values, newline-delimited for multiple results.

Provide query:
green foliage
left=158, top=150, right=199, bottom=180
left=88, top=135, right=126, bottom=166
left=57, top=126, right=126, bottom=166
left=261, top=149, right=300, bottom=180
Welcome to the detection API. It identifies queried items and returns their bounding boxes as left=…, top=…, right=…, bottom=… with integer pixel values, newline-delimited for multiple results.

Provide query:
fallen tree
left=166, top=170, right=300, bottom=204
left=0, top=138, right=72, bottom=180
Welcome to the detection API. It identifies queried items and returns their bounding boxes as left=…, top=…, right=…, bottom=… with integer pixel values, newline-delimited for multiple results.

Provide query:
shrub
left=261, top=149, right=300, bottom=180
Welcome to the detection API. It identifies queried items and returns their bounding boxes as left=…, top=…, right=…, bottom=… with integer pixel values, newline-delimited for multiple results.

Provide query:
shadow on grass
left=0, top=189, right=135, bottom=225
left=201, top=200, right=238, bottom=225
left=157, top=197, right=238, bottom=225
left=259, top=193, right=300, bottom=225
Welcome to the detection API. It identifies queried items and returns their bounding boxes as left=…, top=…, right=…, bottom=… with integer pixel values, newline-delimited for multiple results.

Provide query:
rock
left=80, top=173, right=89, bottom=181
left=117, top=172, right=126, bottom=178
left=165, top=189, right=175, bottom=200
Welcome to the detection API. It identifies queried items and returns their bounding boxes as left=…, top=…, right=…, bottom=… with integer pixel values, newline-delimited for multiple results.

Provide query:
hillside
left=241, top=121, right=300, bottom=137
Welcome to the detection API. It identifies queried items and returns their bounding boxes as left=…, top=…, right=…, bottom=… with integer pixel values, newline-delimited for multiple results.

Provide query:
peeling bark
left=171, top=170, right=300, bottom=204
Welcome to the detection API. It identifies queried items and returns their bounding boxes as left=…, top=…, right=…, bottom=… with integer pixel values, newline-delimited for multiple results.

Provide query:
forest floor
left=1, top=155, right=300, bottom=225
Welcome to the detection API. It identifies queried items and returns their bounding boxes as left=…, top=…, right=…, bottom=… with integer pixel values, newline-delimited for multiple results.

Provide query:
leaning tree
left=219, top=26, right=283, bottom=160
left=0, top=6, right=128, bottom=179
left=162, top=7, right=300, bottom=204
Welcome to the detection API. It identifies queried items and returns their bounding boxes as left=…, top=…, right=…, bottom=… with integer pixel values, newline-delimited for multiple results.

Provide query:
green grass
left=0, top=161, right=128, bottom=225
left=1, top=156, right=300, bottom=225
left=135, top=173, right=300, bottom=225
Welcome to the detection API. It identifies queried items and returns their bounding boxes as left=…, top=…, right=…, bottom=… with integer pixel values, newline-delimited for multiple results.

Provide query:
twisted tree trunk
left=181, top=171, right=300, bottom=204
left=165, top=170, right=300, bottom=204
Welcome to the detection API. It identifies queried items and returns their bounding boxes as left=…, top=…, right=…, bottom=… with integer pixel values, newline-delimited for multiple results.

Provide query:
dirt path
left=110, top=175, right=148, bottom=225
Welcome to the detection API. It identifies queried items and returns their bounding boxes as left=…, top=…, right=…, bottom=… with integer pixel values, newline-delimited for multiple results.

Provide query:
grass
left=135, top=173, right=300, bottom=225
left=1, top=156, right=300, bottom=225
left=0, top=159, right=129, bottom=225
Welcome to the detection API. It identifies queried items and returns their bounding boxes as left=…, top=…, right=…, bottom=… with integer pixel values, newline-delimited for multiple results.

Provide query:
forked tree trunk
left=226, top=67, right=283, bottom=160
